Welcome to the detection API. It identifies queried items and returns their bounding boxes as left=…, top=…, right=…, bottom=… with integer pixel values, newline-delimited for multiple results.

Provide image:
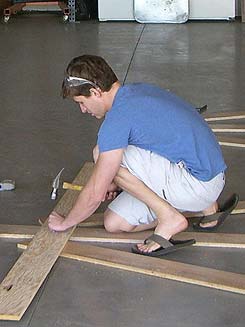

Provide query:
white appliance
left=134, top=0, right=189, bottom=23
left=189, top=0, right=235, bottom=20
left=98, top=0, right=236, bottom=21
left=98, top=0, right=134, bottom=21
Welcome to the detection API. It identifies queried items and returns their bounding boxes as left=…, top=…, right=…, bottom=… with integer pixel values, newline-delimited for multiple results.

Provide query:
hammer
left=63, top=182, right=83, bottom=191
left=50, top=168, right=64, bottom=200
left=50, top=168, right=83, bottom=200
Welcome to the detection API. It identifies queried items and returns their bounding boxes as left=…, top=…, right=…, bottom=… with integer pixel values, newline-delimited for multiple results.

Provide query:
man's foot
left=199, top=220, right=218, bottom=228
left=199, top=202, right=218, bottom=228
left=136, top=211, right=188, bottom=253
left=193, top=194, right=239, bottom=232
left=132, top=234, right=195, bottom=257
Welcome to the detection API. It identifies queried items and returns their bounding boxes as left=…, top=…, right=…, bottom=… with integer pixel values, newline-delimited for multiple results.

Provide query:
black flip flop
left=131, top=234, right=196, bottom=257
left=193, top=193, right=239, bottom=232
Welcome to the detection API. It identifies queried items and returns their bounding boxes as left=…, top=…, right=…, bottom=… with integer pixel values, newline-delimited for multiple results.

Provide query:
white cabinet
left=189, top=0, right=235, bottom=20
left=98, top=0, right=236, bottom=21
left=98, top=0, right=134, bottom=21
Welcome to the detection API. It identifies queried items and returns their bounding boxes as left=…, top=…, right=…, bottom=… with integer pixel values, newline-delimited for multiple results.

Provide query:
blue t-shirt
left=97, top=83, right=226, bottom=181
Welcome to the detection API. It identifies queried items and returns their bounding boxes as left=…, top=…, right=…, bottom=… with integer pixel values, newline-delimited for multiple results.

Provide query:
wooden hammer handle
left=63, top=182, right=83, bottom=191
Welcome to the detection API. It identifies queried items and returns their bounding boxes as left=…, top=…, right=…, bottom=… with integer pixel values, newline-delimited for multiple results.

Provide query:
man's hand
left=104, top=191, right=118, bottom=201
left=48, top=211, right=68, bottom=232
left=103, top=182, right=121, bottom=201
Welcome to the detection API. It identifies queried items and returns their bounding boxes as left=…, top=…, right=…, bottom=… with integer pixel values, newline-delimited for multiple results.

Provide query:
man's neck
left=103, top=81, right=121, bottom=112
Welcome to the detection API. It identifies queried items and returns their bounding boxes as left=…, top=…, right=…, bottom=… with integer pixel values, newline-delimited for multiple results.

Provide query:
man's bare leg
left=199, top=202, right=219, bottom=228
left=184, top=202, right=219, bottom=228
left=104, top=209, right=157, bottom=233
left=106, top=167, right=188, bottom=253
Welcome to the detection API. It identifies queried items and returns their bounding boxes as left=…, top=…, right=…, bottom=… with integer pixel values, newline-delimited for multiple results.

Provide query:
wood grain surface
left=0, top=162, right=93, bottom=321
left=1, top=198, right=244, bottom=240
left=71, top=228, right=245, bottom=248
left=218, top=136, right=245, bottom=148
left=210, top=124, right=245, bottom=133
left=17, top=242, right=245, bottom=295
left=242, top=0, right=245, bottom=23
left=3, top=224, right=245, bottom=248
left=204, top=111, right=245, bottom=121
left=39, top=212, right=104, bottom=228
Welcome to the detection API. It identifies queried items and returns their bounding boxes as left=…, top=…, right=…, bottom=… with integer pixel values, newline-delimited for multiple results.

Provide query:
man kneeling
left=48, top=54, right=237, bottom=256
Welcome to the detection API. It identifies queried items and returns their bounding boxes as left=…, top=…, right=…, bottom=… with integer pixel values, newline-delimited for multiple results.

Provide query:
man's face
left=73, top=91, right=106, bottom=119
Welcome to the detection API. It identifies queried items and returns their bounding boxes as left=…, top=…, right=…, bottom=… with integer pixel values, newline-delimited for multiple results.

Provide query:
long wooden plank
left=71, top=228, right=245, bottom=248
left=242, top=0, right=245, bottom=23
left=39, top=199, right=245, bottom=228
left=78, top=200, right=245, bottom=222
left=218, top=136, right=245, bottom=148
left=0, top=225, right=40, bottom=239
left=0, top=162, right=93, bottom=321
left=2, top=224, right=245, bottom=248
left=210, top=124, right=245, bottom=133
left=231, top=200, right=245, bottom=214
left=204, top=111, right=245, bottom=122
left=38, top=212, right=104, bottom=228
left=1, top=199, right=244, bottom=238
left=17, top=242, right=245, bottom=295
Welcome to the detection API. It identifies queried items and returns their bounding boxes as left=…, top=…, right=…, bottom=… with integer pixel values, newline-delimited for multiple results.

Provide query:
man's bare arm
left=48, top=148, right=124, bottom=231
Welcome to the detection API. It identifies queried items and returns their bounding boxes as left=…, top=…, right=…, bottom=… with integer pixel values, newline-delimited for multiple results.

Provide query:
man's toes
left=200, top=220, right=218, bottom=228
left=137, top=241, right=160, bottom=253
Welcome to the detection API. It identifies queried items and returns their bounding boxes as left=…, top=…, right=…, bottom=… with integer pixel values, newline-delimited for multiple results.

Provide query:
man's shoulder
left=122, top=82, right=162, bottom=94
left=114, top=83, right=164, bottom=107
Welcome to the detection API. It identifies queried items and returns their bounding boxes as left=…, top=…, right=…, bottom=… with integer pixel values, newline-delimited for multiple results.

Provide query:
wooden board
left=81, top=200, right=245, bottom=224
left=242, top=0, right=245, bottom=23
left=2, top=224, right=245, bottom=248
left=17, top=242, right=245, bottom=295
left=204, top=111, right=245, bottom=122
left=218, top=136, right=245, bottom=148
left=71, top=228, right=245, bottom=248
left=0, top=162, right=93, bottom=321
left=38, top=212, right=104, bottom=228
left=39, top=200, right=245, bottom=228
left=210, top=124, right=245, bottom=133
left=1, top=200, right=244, bottom=238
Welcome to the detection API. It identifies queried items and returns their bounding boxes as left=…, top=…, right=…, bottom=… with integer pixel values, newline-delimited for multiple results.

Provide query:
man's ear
left=90, top=88, right=102, bottom=97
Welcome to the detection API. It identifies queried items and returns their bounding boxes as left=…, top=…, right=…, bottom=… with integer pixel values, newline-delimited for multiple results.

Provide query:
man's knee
left=93, top=145, right=99, bottom=163
left=104, top=209, right=134, bottom=233
left=104, top=210, right=121, bottom=233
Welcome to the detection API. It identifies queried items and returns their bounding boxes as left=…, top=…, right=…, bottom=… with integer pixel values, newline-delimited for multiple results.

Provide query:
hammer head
left=50, top=168, right=64, bottom=200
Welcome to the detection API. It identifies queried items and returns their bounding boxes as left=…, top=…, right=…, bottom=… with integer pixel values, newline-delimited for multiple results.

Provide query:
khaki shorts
left=108, top=146, right=225, bottom=226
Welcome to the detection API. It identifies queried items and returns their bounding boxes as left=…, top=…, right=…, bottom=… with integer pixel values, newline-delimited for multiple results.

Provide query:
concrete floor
left=0, top=12, right=245, bottom=327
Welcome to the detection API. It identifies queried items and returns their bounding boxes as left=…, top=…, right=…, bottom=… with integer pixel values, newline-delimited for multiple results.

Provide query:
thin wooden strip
left=1, top=197, right=244, bottom=238
left=184, top=200, right=245, bottom=218
left=233, top=200, right=245, bottom=214
left=0, top=225, right=40, bottom=239
left=36, top=200, right=245, bottom=229
left=0, top=162, right=93, bottom=321
left=209, top=124, right=245, bottom=133
left=1, top=200, right=244, bottom=238
left=38, top=212, right=104, bottom=228
left=217, top=136, right=245, bottom=148
left=242, top=0, right=245, bottom=23
left=204, top=111, right=245, bottom=122
left=17, top=242, right=245, bottom=295
left=80, top=202, right=245, bottom=224
left=71, top=228, right=245, bottom=248
left=1, top=225, right=245, bottom=248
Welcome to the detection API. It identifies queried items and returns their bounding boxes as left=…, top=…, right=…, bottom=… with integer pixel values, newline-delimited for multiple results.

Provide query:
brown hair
left=62, top=55, right=118, bottom=98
